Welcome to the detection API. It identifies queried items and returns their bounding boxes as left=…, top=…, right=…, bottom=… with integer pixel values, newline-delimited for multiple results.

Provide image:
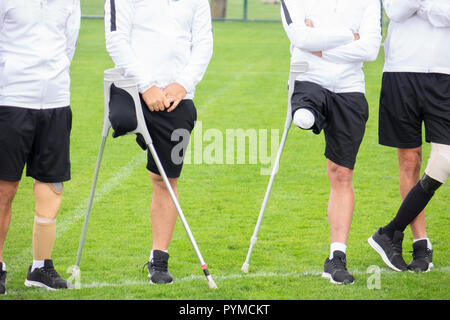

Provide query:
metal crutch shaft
left=75, top=135, right=108, bottom=269
left=241, top=62, right=308, bottom=273
left=241, top=122, right=291, bottom=273
left=148, top=143, right=218, bottom=289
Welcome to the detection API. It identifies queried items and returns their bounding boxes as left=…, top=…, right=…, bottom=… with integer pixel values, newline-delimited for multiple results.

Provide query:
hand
left=163, top=83, right=187, bottom=112
left=142, top=86, right=172, bottom=112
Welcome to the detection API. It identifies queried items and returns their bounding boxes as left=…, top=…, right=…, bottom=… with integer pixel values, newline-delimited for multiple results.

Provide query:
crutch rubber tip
left=208, top=279, right=218, bottom=289
left=241, top=262, right=249, bottom=273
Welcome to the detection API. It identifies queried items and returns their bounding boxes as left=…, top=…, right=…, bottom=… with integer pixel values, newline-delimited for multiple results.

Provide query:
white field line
left=77, top=266, right=450, bottom=289
left=56, top=153, right=146, bottom=237
left=7, top=154, right=146, bottom=272
left=4, top=267, right=449, bottom=294
left=196, top=63, right=255, bottom=114
left=8, top=65, right=256, bottom=271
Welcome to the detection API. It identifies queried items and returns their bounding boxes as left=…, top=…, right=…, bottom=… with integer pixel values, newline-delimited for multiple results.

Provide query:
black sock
left=382, top=181, right=434, bottom=236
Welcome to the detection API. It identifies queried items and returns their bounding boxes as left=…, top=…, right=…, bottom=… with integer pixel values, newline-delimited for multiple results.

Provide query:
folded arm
left=281, top=0, right=354, bottom=52
left=0, top=1, right=5, bottom=29
left=418, top=0, right=450, bottom=27
left=105, top=0, right=154, bottom=93
left=322, top=0, right=382, bottom=64
left=383, top=0, right=422, bottom=23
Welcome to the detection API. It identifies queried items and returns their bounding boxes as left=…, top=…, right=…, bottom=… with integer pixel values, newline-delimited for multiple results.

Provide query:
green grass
left=1, top=19, right=448, bottom=300
left=81, top=0, right=281, bottom=20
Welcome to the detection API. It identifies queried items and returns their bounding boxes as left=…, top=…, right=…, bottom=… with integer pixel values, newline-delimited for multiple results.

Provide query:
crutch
left=74, top=68, right=217, bottom=289
left=242, top=62, right=309, bottom=273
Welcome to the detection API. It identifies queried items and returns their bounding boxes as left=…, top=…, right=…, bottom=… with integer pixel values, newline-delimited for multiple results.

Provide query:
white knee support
left=293, top=108, right=315, bottom=130
left=425, top=143, right=450, bottom=184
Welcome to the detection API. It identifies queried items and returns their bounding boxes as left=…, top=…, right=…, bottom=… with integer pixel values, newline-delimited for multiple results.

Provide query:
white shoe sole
left=24, top=279, right=57, bottom=290
left=322, top=272, right=354, bottom=285
left=368, top=236, right=403, bottom=272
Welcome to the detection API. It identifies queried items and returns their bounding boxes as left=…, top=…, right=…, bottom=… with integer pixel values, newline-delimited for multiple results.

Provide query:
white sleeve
left=418, top=0, right=450, bottom=27
left=322, top=0, right=382, bottom=63
left=65, top=0, right=81, bottom=62
left=176, top=0, right=213, bottom=93
left=383, top=0, right=422, bottom=22
left=105, top=0, right=155, bottom=93
left=0, top=1, right=5, bottom=29
left=281, top=0, right=355, bottom=52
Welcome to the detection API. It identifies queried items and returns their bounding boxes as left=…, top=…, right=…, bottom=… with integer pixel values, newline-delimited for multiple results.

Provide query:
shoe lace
left=41, top=266, right=60, bottom=278
left=143, top=259, right=168, bottom=273
left=411, top=247, right=431, bottom=260
left=331, top=256, right=347, bottom=271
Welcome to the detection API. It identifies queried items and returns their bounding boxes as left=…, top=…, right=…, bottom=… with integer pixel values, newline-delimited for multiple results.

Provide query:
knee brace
left=33, top=181, right=63, bottom=221
left=424, top=143, right=450, bottom=184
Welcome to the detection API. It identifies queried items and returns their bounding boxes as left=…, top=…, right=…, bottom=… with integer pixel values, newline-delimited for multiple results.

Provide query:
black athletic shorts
left=379, top=72, right=450, bottom=148
left=291, top=81, right=369, bottom=170
left=108, top=84, right=196, bottom=179
left=0, top=106, right=72, bottom=182
left=140, top=97, right=197, bottom=178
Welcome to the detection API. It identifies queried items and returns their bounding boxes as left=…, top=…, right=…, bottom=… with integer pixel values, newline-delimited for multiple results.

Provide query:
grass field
left=81, top=0, right=282, bottom=20
left=1, top=19, right=449, bottom=301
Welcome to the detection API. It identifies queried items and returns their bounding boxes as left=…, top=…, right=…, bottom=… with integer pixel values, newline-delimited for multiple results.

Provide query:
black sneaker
left=0, top=263, right=6, bottom=295
left=24, top=259, right=73, bottom=290
left=322, top=251, right=354, bottom=284
left=408, top=240, right=433, bottom=272
left=147, top=250, right=173, bottom=284
left=368, top=228, right=408, bottom=272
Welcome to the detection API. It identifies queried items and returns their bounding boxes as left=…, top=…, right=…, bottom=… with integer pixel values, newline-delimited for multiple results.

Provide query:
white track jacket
left=105, top=0, right=213, bottom=99
left=0, top=0, right=81, bottom=109
left=281, top=0, right=382, bottom=94
left=383, top=0, right=450, bottom=75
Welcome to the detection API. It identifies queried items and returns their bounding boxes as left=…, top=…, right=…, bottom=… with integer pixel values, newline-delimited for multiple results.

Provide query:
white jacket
left=281, top=0, right=382, bottom=94
left=0, top=0, right=80, bottom=109
left=105, top=0, right=213, bottom=99
left=383, top=0, right=450, bottom=75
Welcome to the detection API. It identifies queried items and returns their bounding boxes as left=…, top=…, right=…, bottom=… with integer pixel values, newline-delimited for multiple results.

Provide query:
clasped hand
left=142, top=83, right=187, bottom=112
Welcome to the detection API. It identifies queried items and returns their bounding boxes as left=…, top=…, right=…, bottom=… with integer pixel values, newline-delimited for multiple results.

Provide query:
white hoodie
left=104, top=0, right=213, bottom=99
left=281, top=0, right=382, bottom=94
left=383, top=0, right=450, bottom=75
left=0, top=0, right=81, bottom=109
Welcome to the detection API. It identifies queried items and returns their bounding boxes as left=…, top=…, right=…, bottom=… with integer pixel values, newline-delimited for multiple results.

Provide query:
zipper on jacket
left=39, top=0, right=47, bottom=109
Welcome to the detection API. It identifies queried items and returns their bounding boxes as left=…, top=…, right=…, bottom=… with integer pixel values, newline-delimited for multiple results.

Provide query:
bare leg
left=149, top=172, right=178, bottom=251
left=0, top=180, right=20, bottom=262
left=397, top=148, right=427, bottom=239
left=326, top=160, right=355, bottom=244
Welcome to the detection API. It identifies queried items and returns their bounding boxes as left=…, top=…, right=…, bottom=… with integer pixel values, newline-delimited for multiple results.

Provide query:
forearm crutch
left=242, top=62, right=309, bottom=273
left=74, top=68, right=217, bottom=289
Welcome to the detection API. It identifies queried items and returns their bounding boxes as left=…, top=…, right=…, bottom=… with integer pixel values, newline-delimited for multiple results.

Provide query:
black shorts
left=141, top=98, right=197, bottom=178
left=291, top=81, right=369, bottom=170
left=0, top=106, right=72, bottom=182
left=379, top=72, right=450, bottom=148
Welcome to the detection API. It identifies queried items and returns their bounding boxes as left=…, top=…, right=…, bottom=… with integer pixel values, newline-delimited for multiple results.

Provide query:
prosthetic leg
left=242, top=62, right=308, bottom=273
left=74, top=69, right=217, bottom=289
left=33, top=181, right=63, bottom=261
